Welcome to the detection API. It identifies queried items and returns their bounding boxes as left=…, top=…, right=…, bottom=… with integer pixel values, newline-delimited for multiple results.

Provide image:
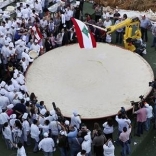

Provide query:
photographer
left=115, top=108, right=131, bottom=143
left=133, top=102, right=147, bottom=136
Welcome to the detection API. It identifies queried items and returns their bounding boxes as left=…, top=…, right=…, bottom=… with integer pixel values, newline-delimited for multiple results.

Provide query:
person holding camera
left=119, top=122, right=132, bottom=156
left=133, top=102, right=147, bottom=136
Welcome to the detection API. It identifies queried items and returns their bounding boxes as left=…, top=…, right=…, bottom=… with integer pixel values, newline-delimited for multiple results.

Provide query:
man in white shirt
left=0, top=108, right=9, bottom=133
left=38, top=132, right=55, bottom=155
left=144, top=102, right=153, bottom=131
left=0, top=91, right=10, bottom=111
left=71, top=110, right=81, bottom=129
left=30, top=119, right=40, bottom=152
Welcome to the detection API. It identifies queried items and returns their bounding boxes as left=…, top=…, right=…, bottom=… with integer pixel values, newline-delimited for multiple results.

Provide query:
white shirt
left=145, top=106, right=153, bottom=118
left=115, top=115, right=131, bottom=132
left=38, top=137, right=55, bottom=152
left=0, top=96, right=10, bottom=110
left=0, top=112, right=9, bottom=124
left=17, top=146, right=27, bottom=156
left=103, top=122, right=114, bottom=134
left=71, top=115, right=81, bottom=129
left=103, top=144, right=115, bottom=156
left=103, top=20, right=112, bottom=27
left=2, top=125, right=13, bottom=141
left=30, top=43, right=40, bottom=54
left=49, top=121, right=61, bottom=135
left=81, top=139, right=91, bottom=154
left=30, top=124, right=40, bottom=141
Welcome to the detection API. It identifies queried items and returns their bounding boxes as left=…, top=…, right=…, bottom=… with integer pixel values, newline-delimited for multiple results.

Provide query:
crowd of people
left=0, top=0, right=156, bottom=156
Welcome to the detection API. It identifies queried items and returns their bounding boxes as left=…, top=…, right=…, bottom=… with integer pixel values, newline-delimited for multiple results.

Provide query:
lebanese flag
left=71, top=18, right=96, bottom=49
left=31, top=25, right=42, bottom=43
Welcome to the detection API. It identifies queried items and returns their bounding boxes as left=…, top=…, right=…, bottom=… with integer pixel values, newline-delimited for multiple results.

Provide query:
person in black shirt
left=113, top=9, right=120, bottom=24
left=13, top=99, right=26, bottom=119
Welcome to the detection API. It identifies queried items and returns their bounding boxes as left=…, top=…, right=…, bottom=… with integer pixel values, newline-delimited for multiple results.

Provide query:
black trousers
left=116, top=31, right=123, bottom=44
left=141, top=27, right=148, bottom=42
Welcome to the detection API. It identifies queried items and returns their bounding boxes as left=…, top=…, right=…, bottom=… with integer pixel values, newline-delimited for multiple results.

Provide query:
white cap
left=22, top=113, right=28, bottom=119
left=9, top=42, right=14, bottom=48
left=18, top=94, right=23, bottom=100
left=73, top=110, right=78, bottom=116
left=13, top=73, right=17, bottom=78
left=10, top=114, right=16, bottom=119
left=19, top=79, right=25, bottom=85
left=7, top=104, right=14, bottom=109
left=43, top=132, right=48, bottom=137
left=50, top=110, right=56, bottom=116
left=0, top=89, right=6, bottom=95
left=65, top=120, right=70, bottom=126
left=7, top=85, right=14, bottom=92
left=5, top=41, right=9, bottom=45
left=34, top=39, right=38, bottom=43
left=26, top=97, right=30, bottom=101
left=40, top=108, right=46, bottom=115
left=1, top=81, right=6, bottom=87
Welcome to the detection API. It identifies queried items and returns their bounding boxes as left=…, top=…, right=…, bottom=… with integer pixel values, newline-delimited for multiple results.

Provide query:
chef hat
left=13, top=73, right=17, bottom=78
left=18, top=94, right=23, bottom=100
left=17, top=12, right=22, bottom=18
left=14, top=69, right=19, bottom=74
left=0, top=108, right=2, bottom=113
left=40, top=108, right=47, bottom=115
left=9, top=42, right=14, bottom=48
left=0, top=32, right=4, bottom=36
left=73, top=110, right=78, bottom=116
left=1, top=81, right=6, bottom=87
left=0, top=89, right=6, bottom=95
left=5, top=41, right=9, bottom=45
left=5, top=25, right=10, bottom=29
left=26, top=97, right=30, bottom=101
left=23, top=14, right=28, bottom=18
left=19, top=79, right=25, bottom=85
left=65, top=120, right=70, bottom=126
left=7, top=104, right=14, bottom=109
left=43, top=132, right=48, bottom=137
left=22, top=113, right=28, bottom=119
left=50, top=109, right=56, bottom=116
left=19, top=41, right=24, bottom=46
left=7, top=85, right=14, bottom=92
left=10, top=114, right=16, bottom=119
left=34, top=39, right=38, bottom=43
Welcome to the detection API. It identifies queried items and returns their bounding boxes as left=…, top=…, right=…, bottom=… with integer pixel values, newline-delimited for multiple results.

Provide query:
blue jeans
left=59, top=147, right=68, bottom=156
left=43, top=152, right=53, bottom=156
left=145, top=118, right=151, bottom=131
left=137, top=122, right=145, bottom=135
left=121, top=141, right=130, bottom=156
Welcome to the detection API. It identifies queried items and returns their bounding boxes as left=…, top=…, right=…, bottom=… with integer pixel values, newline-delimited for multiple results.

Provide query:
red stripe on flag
left=71, top=18, right=84, bottom=48
left=90, top=32, right=96, bottom=48
left=35, top=25, right=42, bottom=40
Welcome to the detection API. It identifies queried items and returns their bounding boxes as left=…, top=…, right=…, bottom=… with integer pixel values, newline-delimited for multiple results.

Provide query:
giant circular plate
left=26, top=43, right=154, bottom=119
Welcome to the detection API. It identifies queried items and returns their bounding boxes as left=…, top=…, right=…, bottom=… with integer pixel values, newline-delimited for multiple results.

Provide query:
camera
left=149, top=80, right=156, bottom=89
